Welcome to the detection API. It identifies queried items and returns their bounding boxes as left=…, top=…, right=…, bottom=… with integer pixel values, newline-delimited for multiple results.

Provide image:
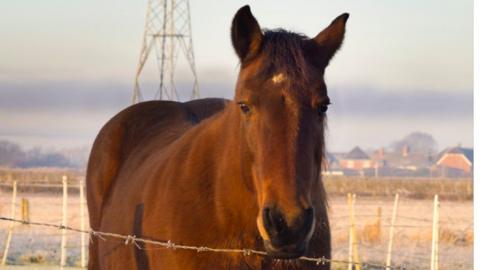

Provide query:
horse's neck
left=192, top=105, right=258, bottom=230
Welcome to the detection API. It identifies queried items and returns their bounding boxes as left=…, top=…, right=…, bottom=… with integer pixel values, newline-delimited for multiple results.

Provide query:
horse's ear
left=313, top=13, right=349, bottom=66
left=231, top=5, right=263, bottom=62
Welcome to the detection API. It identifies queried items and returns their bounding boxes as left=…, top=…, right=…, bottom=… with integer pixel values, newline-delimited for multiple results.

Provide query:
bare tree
left=390, top=132, right=438, bottom=154
left=0, top=140, right=25, bottom=167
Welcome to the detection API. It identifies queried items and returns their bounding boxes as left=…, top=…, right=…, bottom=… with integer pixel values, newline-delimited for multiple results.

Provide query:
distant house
left=322, top=152, right=343, bottom=176
left=339, top=146, right=374, bottom=171
left=435, top=147, right=473, bottom=177
left=323, top=152, right=338, bottom=169
left=370, top=145, right=435, bottom=177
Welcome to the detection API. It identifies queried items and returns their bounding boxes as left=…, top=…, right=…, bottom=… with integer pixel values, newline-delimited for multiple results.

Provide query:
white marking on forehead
left=271, top=73, right=286, bottom=84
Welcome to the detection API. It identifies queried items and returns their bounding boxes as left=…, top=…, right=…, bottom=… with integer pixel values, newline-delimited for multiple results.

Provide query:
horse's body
left=87, top=5, right=348, bottom=270
left=87, top=98, right=329, bottom=269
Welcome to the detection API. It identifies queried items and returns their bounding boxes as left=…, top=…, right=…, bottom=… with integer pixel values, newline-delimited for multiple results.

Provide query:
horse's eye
left=238, top=103, right=251, bottom=114
left=317, top=104, right=329, bottom=115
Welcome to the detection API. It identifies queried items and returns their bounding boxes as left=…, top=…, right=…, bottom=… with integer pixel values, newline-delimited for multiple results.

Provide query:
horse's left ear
left=313, top=13, right=349, bottom=66
left=231, top=5, right=263, bottom=63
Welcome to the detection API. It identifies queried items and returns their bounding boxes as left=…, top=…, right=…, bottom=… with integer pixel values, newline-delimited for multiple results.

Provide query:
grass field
left=328, top=195, right=472, bottom=269
left=0, top=171, right=473, bottom=269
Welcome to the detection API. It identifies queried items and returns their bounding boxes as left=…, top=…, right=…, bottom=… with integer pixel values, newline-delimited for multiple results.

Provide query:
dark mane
left=259, top=29, right=310, bottom=84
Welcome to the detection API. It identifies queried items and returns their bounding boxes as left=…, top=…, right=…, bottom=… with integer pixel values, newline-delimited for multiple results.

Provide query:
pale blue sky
left=0, top=0, right=473, bottom=152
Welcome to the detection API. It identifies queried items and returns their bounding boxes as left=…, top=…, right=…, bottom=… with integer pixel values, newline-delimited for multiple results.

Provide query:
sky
left=0, top=0, right=473, bottom=152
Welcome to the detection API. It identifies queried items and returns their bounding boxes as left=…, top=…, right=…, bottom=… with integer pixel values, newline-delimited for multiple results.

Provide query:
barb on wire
left=0, top=216, right=402, bottom=269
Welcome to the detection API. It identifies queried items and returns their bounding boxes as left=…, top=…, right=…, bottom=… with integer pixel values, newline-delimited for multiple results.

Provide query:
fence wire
left=1, top=181, right=473, bottom=269
left=0, top=216, right=407, bottom=269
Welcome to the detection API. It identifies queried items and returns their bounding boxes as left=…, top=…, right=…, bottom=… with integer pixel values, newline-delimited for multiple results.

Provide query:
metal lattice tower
left=132, top=0, right=200, bottom=103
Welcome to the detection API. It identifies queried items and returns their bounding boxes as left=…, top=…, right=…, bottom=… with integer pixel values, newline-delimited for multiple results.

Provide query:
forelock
left=259, top=29, right=309, bottom=85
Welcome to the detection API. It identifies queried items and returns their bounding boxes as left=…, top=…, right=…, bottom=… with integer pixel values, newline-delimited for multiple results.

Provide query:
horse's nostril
left=305, top=207, right=314, bottom=225
left=261, top=206, right=316, bottom=248
left=304, top=207, right=315, bottom=234
left=262, top=207, right=272, bottom=232
left=262, top=207, right=287, bottom=237
left=271, top=210, right=288, bottom=234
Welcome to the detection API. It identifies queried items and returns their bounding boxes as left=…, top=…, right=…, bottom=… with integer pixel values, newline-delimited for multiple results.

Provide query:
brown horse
left=86, top=5, right=348, bottom=270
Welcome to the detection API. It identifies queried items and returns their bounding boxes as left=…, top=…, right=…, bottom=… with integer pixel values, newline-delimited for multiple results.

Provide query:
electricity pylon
left=132, top=0, right=200, bottom=104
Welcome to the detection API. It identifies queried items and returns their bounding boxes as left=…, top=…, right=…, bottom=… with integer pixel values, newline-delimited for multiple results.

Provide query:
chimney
left=377, top=147, right=385, bottom=159
left=402, top=144, right=410, bottom=157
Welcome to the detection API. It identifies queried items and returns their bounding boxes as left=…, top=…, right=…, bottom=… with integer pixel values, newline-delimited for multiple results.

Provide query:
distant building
left=369, top=146, right=436, bottom=177
left=434, top=147, right=473, bottom=177
left=323, top=152, right=339, bottom=170
left=339, top=146, right=374, bottom=171
left=322, top=152, right=343, bottom=176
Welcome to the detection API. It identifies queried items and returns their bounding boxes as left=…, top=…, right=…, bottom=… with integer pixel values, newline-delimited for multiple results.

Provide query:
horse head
left=230, top=5, right=348, bottom=259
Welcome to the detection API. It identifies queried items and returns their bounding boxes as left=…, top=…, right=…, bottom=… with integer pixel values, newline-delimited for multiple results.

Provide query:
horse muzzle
left=257, top=206, right=315, bottom=259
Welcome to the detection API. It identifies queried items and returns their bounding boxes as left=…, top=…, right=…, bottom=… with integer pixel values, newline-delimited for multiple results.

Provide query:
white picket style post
left=430, top=195, right=439, bottom=270
left=80, top=178, right=87, bottom=268
left=1, top=180, right=17, bottom=265
left=386, top=193, right=399, bottom=269
left=60, top=176, right=68, bottom=269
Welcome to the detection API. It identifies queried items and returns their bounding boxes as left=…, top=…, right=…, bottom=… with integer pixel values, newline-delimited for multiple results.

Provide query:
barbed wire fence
left=0, top=177, right=473, bottom=269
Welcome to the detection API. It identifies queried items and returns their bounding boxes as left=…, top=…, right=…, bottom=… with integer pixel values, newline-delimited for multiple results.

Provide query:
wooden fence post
left=60, top=175, right=68, bottom=269
left=430, top=195, right=439, bottom=270
left=352, top=194, right=360, bottom=270
left=348, top=193, right=361, bottom=270
left=1, top=180, right=17, bottom=265
left=79, top=178, right=87, bottom=268
left=375, top=207, right=382, bottom=242
left=386, top=193, right=399, bottom=269
left=21, top=198, right=30, bottom=223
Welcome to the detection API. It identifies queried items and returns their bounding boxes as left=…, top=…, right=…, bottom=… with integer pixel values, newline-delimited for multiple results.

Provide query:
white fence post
left=60, top=175, right=68, bottom=269
left=430, top=195, right=439, bottom=270
left=385, top=193, right=399, bottom=269
left=347, top=193, right=360, bottom=270
left=80, top=178, right=87, bottom=268
left=347, top=193, right=353, bottom=270
left=1, top=179, right=17, bottom=265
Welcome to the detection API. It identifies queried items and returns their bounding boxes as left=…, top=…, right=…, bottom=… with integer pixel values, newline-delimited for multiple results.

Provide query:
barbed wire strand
left=0, top=216, right=405, bottom=269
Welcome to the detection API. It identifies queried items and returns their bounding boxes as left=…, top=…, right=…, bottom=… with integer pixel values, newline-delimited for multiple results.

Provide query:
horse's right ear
left=231, top=5, right=263, bottom=62
left=313, top=13, right=349, bottom=66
